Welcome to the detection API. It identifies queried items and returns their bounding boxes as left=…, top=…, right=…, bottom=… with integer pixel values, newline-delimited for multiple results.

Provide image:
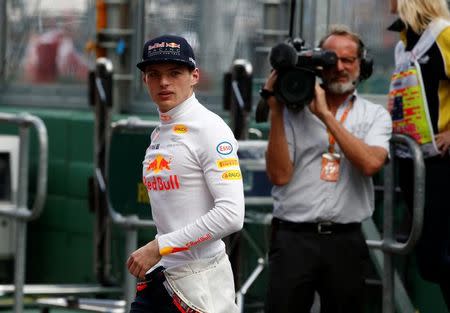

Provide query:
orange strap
left=327, top=98, right=354, bottom=153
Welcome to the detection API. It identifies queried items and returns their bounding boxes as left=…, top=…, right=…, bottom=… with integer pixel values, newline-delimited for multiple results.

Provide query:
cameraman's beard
left=327, top=80, right=355, bottom=94
left=324, top=70, right=359, bottom=95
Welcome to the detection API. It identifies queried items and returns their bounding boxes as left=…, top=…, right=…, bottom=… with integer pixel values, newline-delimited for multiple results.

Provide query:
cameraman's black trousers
left=264, top=218, right=369, bottom=313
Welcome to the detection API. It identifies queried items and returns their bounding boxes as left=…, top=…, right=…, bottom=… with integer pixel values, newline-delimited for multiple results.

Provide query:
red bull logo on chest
left=146, top=154, right=171, bottom=174
left=143, top=175, right=180, bottom=191
left=144, top=154, right=180, bottom=191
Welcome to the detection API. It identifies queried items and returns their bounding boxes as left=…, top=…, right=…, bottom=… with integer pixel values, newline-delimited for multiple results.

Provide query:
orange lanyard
left=327, top=97, right=354, bottom=153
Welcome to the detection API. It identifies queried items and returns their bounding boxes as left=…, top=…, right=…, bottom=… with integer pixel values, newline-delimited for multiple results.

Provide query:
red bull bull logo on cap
left=148, top=41, right=181, bottom=53
left=166, top=42, right=181, bottom=49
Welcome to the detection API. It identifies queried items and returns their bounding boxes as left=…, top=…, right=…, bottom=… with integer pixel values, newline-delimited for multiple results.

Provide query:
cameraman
left=262, top=25, right=392, bottom=313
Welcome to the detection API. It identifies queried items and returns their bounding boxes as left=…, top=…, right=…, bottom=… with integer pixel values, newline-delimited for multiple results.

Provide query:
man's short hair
left=318, top=25, right=365, bottom=59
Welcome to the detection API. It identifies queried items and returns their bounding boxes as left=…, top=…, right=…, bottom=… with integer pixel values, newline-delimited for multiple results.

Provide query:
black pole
left=90, top=58, right=116, bottom=286
left=289, top=0, right=296, bottom=38
left=224, top=59, right=253, bottom=140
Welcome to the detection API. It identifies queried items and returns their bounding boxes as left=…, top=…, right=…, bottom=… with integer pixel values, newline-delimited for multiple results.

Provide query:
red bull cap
left=137, top=34, right=196, bottom=71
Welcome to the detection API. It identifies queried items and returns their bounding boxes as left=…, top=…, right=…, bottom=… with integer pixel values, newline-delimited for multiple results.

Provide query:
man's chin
left=327, top=81, right=355, bottom=95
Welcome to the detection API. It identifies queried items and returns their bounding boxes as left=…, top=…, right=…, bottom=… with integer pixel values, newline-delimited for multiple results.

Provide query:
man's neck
left=326, top=92, right=353, bottom=116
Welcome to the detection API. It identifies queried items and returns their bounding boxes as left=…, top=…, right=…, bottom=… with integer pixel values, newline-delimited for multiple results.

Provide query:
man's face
left=321, top=35, right=360, bottom=95
left=142, top=63, right=199, bottom=112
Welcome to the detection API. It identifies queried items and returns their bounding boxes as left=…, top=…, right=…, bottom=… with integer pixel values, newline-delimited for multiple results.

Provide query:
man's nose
left=159, top=75, right=170, bottom=86
left=336, top=59, right=346, bottom=71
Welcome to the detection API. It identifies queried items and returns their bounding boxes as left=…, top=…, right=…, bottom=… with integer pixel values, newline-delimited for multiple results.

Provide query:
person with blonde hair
left=389, top=0, right=450, bottom=309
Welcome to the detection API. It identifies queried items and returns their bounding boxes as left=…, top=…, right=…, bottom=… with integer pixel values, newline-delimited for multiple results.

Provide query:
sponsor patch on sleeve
left=221, top=170, right=242, bottom=180
left=216, top=141, right=233, bottom=155
left=216, top=158, right=239, bottom=169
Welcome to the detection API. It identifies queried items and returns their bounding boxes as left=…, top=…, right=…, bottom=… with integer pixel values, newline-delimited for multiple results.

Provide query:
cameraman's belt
left=272, top=217, right=361, bottom=235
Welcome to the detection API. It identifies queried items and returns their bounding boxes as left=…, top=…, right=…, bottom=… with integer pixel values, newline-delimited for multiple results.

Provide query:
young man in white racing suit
left=127, top=34, right=245, bottom=313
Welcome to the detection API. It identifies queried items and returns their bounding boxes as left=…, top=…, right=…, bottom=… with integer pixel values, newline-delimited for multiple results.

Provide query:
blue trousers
left=129, top=266, right=180, bottom=313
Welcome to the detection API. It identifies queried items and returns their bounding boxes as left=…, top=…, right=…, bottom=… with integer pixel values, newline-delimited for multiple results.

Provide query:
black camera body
left=255, top=36, right=373, bottom=123
left=269, top=37, right=338, bottom=112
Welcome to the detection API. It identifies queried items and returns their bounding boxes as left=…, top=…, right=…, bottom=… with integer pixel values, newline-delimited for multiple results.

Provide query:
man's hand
left=435, top=130, right=450, bottom=156
left=263, top=70, right=282, bottom=112
left=309, top=83, right=332, bottom=120
left=127, top=239, right=162, bottom=279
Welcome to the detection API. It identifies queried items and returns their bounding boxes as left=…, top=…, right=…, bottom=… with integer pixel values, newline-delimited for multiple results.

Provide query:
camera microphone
left=269, top=43, right=297, bottom=70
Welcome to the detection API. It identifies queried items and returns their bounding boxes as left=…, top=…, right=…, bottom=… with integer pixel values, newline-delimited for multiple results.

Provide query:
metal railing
left=0, top=112, right=48, bottom=313
left=98, top=117, right=159, bottom=311
left=234, top=134, right=425, bottom=313
left=97, top=116, right=426, bottom=313
left=364, top=133, right=425, bottom=313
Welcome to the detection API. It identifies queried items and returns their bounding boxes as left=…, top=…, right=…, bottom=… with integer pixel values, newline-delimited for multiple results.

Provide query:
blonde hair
left=398, top=0, right=450, bottom=33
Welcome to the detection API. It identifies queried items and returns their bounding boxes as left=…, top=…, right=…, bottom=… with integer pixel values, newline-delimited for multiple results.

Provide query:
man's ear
left=142, top=73, right=147, bottom=84
left=191, top=68, right=200, bottom=86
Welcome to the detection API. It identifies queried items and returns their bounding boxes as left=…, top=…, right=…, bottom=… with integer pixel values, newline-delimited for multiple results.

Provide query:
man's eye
left=338, top=57, right=357, bottom=64
left=146, top=72, right=158, bottom=78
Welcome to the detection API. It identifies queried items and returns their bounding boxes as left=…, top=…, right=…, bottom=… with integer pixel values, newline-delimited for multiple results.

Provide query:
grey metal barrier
left=236, top=135, right=425, bottom=313
left=234, top=140, right=272, bottom=311
left=96, top=117, right=159, bottom=311
left=365, top=133, right=425, bottom=313
left=0, top=112, right=48, bottom=313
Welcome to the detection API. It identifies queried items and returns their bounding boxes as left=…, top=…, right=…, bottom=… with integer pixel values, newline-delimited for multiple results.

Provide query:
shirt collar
left=158, top=93, right=196, bottom=123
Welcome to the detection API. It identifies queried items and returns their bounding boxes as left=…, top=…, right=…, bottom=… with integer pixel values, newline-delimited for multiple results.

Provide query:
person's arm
left=155, top=121, right=245, bottom=258
left=264, top=71, right=295, bottom=185
left=127, top=239, right=161, bottom=279
left=310, top=84, right=391, bottom=176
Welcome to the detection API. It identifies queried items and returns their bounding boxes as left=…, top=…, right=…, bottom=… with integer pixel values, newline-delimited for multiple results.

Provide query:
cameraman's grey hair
left=318, top=24, right=366, bottom=59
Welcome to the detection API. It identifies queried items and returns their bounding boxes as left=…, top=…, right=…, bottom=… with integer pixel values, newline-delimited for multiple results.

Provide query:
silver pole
left=124, top=226, right=138, bottom=312
left=0, top=0, right=6, bottom=81
left=13, top=125, right=30, bottom=313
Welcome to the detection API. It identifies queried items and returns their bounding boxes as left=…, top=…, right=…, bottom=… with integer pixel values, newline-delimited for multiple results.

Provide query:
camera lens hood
left=275, top=67, right=316, bottom=112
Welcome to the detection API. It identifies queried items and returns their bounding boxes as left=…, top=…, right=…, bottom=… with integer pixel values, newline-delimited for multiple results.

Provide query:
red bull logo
left=146, top=154, right=171, bottom=174
left=148, top=42, right=180, bottom=51
left=159, top=233, right=212, bottom=256
left=143, top=175, right=180, bottom=191
left=148, top=42, right=166, bottom=50
left=166, top=42, right=181, bottom=49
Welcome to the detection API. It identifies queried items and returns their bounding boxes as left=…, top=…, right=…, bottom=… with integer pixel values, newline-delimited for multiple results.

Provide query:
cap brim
left=136, top=58, right=195, bottom=72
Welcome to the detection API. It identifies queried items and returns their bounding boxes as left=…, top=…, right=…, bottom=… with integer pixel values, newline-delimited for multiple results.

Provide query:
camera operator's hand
left=309, top=83, right=332, bottom=121
left=265, top=69, right=294, bottom=186
left=263, top=70, right=282, bottom=112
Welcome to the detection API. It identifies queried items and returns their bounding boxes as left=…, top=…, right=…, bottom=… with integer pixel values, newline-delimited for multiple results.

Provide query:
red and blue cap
left=136, top=35, right=196, bottom=72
